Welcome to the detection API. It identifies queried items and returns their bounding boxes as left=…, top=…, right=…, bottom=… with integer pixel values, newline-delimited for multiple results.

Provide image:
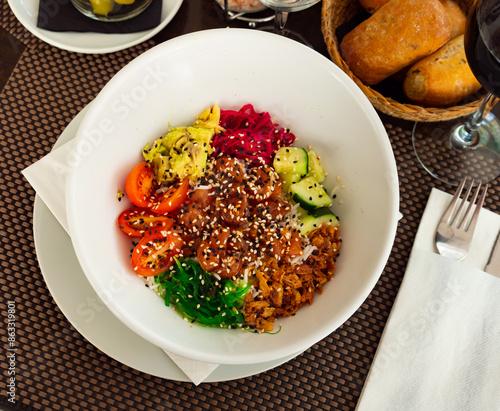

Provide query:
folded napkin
left=22, top=113, right=218, bottom=385
left=356, top=188, right=500, bottom=410
left=37, top=0, right=162, bottom=34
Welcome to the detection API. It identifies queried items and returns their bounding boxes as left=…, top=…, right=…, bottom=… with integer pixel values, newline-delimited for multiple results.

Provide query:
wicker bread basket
left=321, top=0, right=496, bottom=122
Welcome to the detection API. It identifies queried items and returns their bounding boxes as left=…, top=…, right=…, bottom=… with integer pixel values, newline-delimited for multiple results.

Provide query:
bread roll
left=403, top=35, right=482, bottom=107
left=389, top=0, right=465, bottom=83
left=441, top=0, right=466, bottom=39
left=359, top=0, right=466, bottom=27
left=340, top=0, right=451, bottom=85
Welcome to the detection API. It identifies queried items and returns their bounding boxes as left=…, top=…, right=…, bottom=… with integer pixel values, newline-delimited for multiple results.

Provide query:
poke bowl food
left=66, top=29, right=399, bottom=365
left=117, top=104, right=342, bottom=333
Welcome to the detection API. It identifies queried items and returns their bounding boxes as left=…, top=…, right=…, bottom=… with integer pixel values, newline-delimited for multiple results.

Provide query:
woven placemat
left=1, top=3, right=499, bottom=411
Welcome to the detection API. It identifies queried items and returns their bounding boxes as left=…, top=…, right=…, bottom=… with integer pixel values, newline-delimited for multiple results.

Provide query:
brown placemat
left=1, top=4, right=500, bottom=411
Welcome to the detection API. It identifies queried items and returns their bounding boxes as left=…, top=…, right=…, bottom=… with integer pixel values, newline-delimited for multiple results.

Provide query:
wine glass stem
left=465, top=93, right=493, bottom=134
left=451, top=93, right=494, bottom=148
left=274, top=11, right=289, bottom=36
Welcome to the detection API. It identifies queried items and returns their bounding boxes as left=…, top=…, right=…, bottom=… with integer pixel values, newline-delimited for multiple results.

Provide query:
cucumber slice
left=273, top=147, right=308, bottom=175
left=307, top=149, right=327, bottom=183
left=295, top=206, right=310, bottom=219
left=279, top=172, right=302, bottom=192
left=298, top=207, right=339, bottom=236
left=289, top=176, right=333, bottom=211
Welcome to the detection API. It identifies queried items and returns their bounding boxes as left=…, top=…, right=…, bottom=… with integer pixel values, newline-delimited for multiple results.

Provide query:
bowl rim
left=66, top=28, right=400, bottom=364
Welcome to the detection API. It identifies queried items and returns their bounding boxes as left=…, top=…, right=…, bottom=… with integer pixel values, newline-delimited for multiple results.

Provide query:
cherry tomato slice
left=125, top=162, right=154, bottom=208
left=131, top=231, right=184, bottom=277
left=117, top=207, right=175, bottom=238
left=150, top=178, right=190, bottom=214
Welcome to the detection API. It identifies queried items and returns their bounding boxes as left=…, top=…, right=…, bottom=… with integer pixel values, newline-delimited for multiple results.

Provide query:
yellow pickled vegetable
left=89, top=0, right=114, bottom=15
left=114, top=0, right=136, bottom=4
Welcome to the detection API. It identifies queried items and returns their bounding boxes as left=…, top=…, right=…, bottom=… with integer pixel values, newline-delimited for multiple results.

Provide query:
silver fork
left=435, top=177, right=489, bottom=261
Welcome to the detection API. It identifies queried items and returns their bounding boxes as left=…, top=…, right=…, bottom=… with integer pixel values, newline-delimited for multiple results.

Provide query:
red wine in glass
left=464, top=0, right=500, bottom=97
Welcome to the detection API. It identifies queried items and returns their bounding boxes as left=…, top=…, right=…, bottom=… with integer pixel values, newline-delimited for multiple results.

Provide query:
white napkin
left=356, top=188, right=500, bottom=411
left=22, top=134, right=219, bottom=385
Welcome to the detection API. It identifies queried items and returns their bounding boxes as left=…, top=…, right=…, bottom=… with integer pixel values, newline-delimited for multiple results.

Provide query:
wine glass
left=412, top=0, right=500, bottom=186
left=258, top=0, right=321, bottom=45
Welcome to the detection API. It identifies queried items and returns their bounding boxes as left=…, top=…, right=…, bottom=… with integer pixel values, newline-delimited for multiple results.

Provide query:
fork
left=435, top=177, right=489, bottom=261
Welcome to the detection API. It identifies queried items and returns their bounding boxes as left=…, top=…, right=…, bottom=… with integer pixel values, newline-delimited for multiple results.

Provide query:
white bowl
left=66, top=28, right=399, bottom=365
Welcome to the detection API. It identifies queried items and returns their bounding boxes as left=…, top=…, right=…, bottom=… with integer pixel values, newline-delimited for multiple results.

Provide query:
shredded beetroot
left=212, top=104, right=296, bottom=167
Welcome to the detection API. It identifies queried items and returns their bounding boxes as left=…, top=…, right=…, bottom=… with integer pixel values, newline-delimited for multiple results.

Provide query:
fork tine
left=458, top=180, right=480, bottom=229
left=464, top=183, right=489, bottom=233
left=451, top=178, right=474, bottom=228
left=435, top=177, right=487, bottom=261
left=443, top=177, right=467, bottom=225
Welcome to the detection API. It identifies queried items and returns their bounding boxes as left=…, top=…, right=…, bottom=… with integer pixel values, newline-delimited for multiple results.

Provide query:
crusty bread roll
left=441, top=0, right=466, bottom=39
left=403, top=35, right=482, bottom=107
left=359, top=0, right=466, bottom=27
left=340, top=0, right=451, bottom=85
left=390, top=0, right=466, bottom=83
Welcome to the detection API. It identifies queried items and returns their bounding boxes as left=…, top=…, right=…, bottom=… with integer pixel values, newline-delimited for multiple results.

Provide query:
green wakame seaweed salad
left=154, top=258, right=252, bottom=328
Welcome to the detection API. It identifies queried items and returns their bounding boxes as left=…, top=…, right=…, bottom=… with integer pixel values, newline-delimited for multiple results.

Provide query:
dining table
left=1, top=0, right=499, bottom=410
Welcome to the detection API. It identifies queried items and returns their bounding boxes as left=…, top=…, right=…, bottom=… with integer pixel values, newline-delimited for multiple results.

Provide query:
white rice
left=290, top=244, right=317, bottom=265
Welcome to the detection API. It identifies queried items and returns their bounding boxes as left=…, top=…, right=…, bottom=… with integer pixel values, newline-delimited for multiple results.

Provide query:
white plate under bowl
left=7, top=0, right=183, bottom=54
left=33, top=107, right=302, bottom=382
left=66, top=28, right=400, bottom=365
